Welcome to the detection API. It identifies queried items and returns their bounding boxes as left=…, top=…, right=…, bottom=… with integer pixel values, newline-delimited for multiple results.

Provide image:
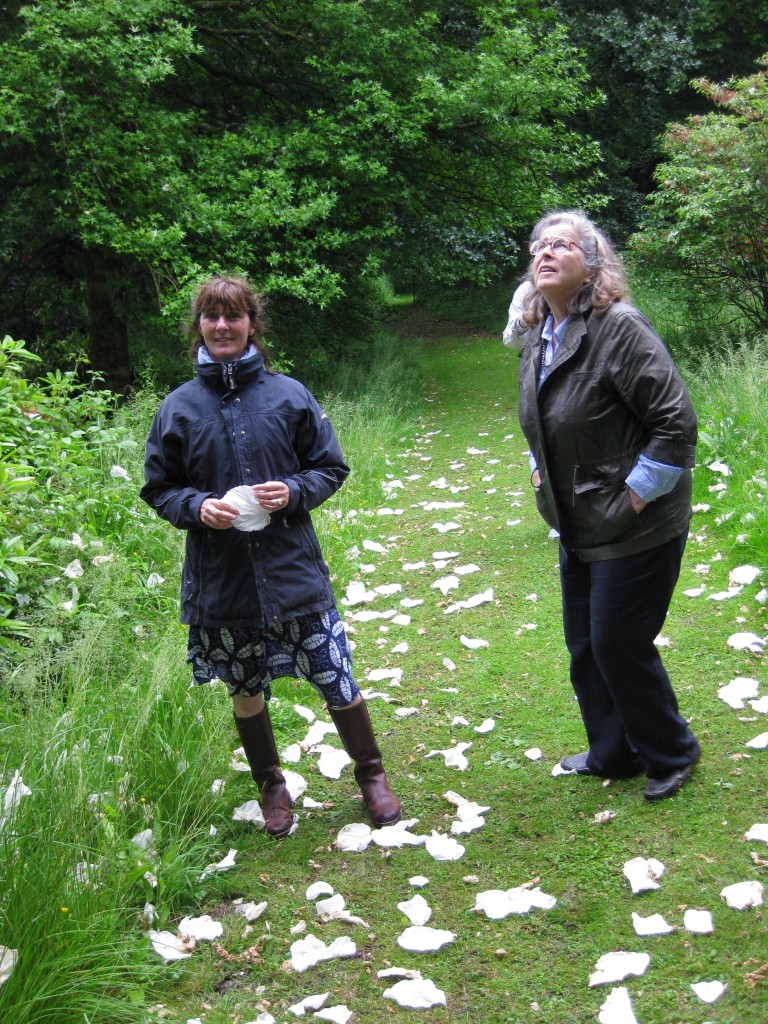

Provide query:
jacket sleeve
left=608, top=309, right=697, bottom=469
left=140, top=406, right=212, bottom=529
left=283, top=389, right=350, bottom=514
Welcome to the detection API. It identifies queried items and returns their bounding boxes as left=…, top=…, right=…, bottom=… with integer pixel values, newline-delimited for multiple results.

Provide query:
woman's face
left=531, top=224, right=588, bottom=308
left=199, top=306, right=253, bottom=362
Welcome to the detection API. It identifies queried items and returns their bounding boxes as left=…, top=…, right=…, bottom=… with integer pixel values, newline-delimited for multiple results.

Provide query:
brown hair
left=520, top=210, right=630, bottom=328
left=187, top=275, right=270, bottom=364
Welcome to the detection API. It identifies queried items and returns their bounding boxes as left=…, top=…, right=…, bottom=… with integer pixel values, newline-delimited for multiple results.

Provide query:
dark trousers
left=559, top=533, right=700, bottom=780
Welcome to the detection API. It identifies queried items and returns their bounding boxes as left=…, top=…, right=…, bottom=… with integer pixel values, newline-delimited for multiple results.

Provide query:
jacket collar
left=196, top=349, right=264, bottom=392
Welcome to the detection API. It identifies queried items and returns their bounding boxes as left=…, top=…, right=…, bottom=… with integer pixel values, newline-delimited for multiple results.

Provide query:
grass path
left=162, top=320, right=767, bottom=1024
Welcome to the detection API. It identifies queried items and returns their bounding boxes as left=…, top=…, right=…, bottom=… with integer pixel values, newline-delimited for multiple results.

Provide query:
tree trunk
left=83, top=250, right=132, bottom=392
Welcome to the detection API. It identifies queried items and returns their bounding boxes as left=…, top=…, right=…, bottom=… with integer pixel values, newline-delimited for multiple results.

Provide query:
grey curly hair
left=520, top=210, right=630, bottom=328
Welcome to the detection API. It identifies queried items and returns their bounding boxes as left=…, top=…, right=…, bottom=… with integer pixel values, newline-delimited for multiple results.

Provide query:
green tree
left=0, top=0, right=602, bottom=386
left=630, top=56, right=768, bottom=330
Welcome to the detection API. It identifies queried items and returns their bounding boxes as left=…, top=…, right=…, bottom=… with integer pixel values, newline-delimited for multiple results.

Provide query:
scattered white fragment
left=460, top=635, right=488, bottom=650
left=683, top=586, right=706, bottom=597
left=728, top=632, right=766, bottom=653
left=746, top=732, right=768, bottom=749
left=398, top=894, right=432, bottom=926
left=366, top=667, right=403, bottom=682
left=110, top=464, right=131, bottom=481
left=718, top=677, right=760, bottom=709
left=597, top=987, right=639, bottom=1024
left=232, top=800, right=264, bottom=825
left=288, top=992, right=329, bottom=1016
left=64, top=559, right=84, bottom=579
left=524, top=748, right=543, bottom=761
left=593, top=809, right=616, bottom=824
left=395, top=707, right=418, bottom=719
left=383, top=978, right=447, bottom=1009
left=622, top=857, right=665, bottom=894
left=474, top=886, right=557, bottom=919
left=200, top=848, right=237, bottom=879
left=433, top=550, right=460, bottom=561
left=283, top=742, right=302, bottom=763
left=0, top=947, right=18, bottom=987
left=451, top=816, right=485, bottom=835
left=236, top=900, right=267, bottom=922
left=335, top=822, right=373, bottom=853
left=363, top=539, right=388, bottom=553
left=1, top=770, right=32, bottom=829
left=391, top=641, right=409, bottom=653
left=474, top=718, right=495, bottom=734
left=707, top=587, right=743, bottom=601
left=691, top=981, right=727, bottom=1004
left=720, top=880, right=764, bottom=909
left=708, top=460, right=730, bottom=476
left=293, top=704, right=316, bottom=723
left=433, top=575, right=460, bottom=595
left=314, top=746, right=353, bottom=780
left=455, top=563, right=481, bottom=575
left=301, top=721, right=338, bottom=747
left=315, top=893, right=369, bottom=927
left=730, top=565, right=761, bottom=586
left=306, top=882, right=335, bottom=901
left=403, top=561, right=427, bottom=571
left=684, top=909, right=714, bottom=934
left=745, top=823, right=768, bottom=844
left=452, top=715, right=470, bottom=727
left=426, top=742, right=472, bottom=771
left=445, top=588, right=494, bottom=614
left=314, top=1006, right=352, bottom=1024
left=409, top=875, right=429, bottom=888
left=589, top=951, right=650, bottom=987
left=148, top=930, right=194, bottom=961
left=283, top=769, right=309, bottom=802
left=631, top=912, right=673, bottom=936
left=288, top=933, right=357, bottom=972
left=178, top=915, right=223, bottom=943
left=756, top=588, right=768, bottom=604
left=442, top=658, right=457, bottom=672
left=432, top=522, right=461, bottom=533
left=371, top=820, right=426, bottom=848
left=424, top=830, right=465, bottom=861
left=750, top=696, right=768, bottom=714
left=397, top=926, right=456, bottom=953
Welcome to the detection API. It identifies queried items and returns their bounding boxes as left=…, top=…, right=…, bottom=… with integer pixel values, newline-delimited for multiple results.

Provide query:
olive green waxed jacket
left=518, top=302, right=697, bottom=562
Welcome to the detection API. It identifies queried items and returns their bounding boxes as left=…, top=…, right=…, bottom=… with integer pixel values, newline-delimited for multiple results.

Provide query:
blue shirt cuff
left=626, top=454, right=684, bottom=502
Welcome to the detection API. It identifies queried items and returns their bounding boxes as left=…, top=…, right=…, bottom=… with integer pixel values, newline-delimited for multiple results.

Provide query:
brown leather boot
left=234, top=707, right=294, bottom=839
left=327, top=694, right=402, bottom=827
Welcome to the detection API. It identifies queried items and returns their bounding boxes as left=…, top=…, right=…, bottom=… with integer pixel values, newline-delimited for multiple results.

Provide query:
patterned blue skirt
left=187, top=607, right=359, bottom=706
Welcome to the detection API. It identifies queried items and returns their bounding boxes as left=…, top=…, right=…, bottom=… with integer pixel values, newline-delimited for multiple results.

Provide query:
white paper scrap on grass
left=455, top=563, right=481, bottom=575
left=589, top=951, right=650, bottom=987
left=363, top=539, right=388, bottom=553
left=301, top=721, right=338, bottom=747
left=410, top=875, right=429, bottom=888
left=474, top=718, right=495, bottom=734
left=288, top=933, right=357, bottom=972
left=235, top=900, right=267, bottom=921
left=720, top=880, right=764, bottom=909
left=178, top=915, right=223, bottom=943
left=366, top=667, right=403, bottom=682
left=683, top=586, right=707, bottom=597
left=730, top=564, right=761, bottom=586
left=313, top=746, right=353, bottom=780
left=398, top=894, right=432, bottom=926
left=445, top=588, right=494, bottom=614
left=283, top=770, right=309, bottom=802
left=691, top=981, right=727, bottom=1004
left=200, top=848, right=238, bottom=879
left=684, top=909, right=714, bottom=934
left=598, top=987, right=639, bottom=1024
left=728, top=632, right=766, bottom=653
left=745, top=823, right=768, bottom=843
left=288, top=991, right=329, bottom=1016
left=283, top=742, right=302, bottom=763
left=451, top=815, right=485, bottom=835
left=460, top=635, right=488, bottom=650
left=0, top=947, right=18, bottom=987
left=750, top=696, right=768, bottom=714
left=335, top=822, right=373, bottom=852
left=426, top=742, right=472, bottom=771
left=425, top=830, right=465, bottom=861
left=746, top=731, right=768, bottom=749
left=391, top=641, right=409, bottom=653
left=708, top=460, right=731, bottom=476
left=148, top=930, right=194, bottom=961
left=403, top=560, right=427, bottom=571
left=452, top=715, right=469, bottom=727
left=306, top=881, right=334, bottom=900
left=622, top=857, right=665, bottom=893
left=708, top=587, right=743, bottom=601
left=432, top=521, right=462, bottom=533
left=371, top=820, right=426, bottom=848
left=383, top=978, right=447, bottom=1009
left=314, top=1006, right=352, bottom=1024
left=631, top=912, right=674, bottom=936
left=718, top=677, right=760, bottom=709
left=433, top=550, right=460, bottom=561
left=525, top=747, right=543, bottom=761
left=433, top=575, right=460, bottom=595
left=1, top=770, right=31, bottom=828
left=232, top=800, right=265, bottom=825
left=397, top=925, right=456, bottom=953
left=474, top=886, right=557, bottom=919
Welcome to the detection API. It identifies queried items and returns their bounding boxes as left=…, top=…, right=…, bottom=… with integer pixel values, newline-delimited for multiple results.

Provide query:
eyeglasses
left=529, top=237, right=581, bottom=256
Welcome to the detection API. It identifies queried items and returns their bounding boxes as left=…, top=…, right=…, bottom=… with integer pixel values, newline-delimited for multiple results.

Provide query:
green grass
left=1, top=297, right=766, bottom=1023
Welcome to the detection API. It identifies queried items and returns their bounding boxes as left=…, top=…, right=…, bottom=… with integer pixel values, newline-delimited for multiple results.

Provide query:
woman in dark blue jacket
left=141, top=275, right=401, bottom=837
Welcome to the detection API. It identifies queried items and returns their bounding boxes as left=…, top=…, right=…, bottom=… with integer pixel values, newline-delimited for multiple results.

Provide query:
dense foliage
left=630, top=56, right=768, bottom=330
left=0, top=0, right=602, bottom=386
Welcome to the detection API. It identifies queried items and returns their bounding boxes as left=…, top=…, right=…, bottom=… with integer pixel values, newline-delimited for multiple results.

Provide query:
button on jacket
left=140, top=353, right=349, bottom=627
left=518, top=302, right=697, bottom=561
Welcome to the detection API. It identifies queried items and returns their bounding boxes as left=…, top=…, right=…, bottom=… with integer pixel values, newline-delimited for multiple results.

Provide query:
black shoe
left=644, top=759, right=698, bottom=802
left=560, top=752, right=593, bottom=775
